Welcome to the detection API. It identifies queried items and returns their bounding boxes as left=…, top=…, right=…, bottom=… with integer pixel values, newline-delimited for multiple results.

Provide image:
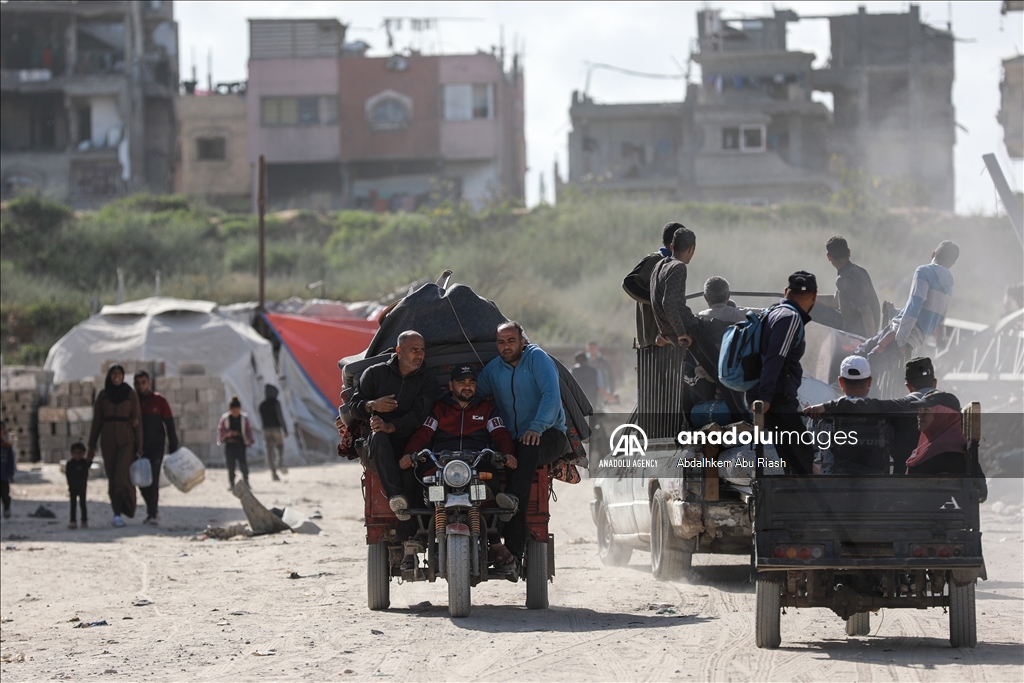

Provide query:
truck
left=750, top=401, right=986, bottom=649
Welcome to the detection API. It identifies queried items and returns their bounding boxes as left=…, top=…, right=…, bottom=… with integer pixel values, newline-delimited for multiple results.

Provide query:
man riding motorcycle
left=403, top=365, right=518, bottom=571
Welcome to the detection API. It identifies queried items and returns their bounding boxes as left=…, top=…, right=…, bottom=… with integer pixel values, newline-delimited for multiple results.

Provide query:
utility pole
left=257, top=155, right=266, bottom=311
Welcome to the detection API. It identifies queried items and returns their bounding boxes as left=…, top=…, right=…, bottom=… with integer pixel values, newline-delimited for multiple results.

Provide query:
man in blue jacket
left=747, top=271, right=817, bottom=475
left=477, top=321, right=568, bottom=565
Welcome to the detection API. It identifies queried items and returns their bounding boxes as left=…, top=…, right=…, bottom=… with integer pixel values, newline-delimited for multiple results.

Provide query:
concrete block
left=8, top=375, right=37, bottom=391
left=184, top=402, right=204, bottom=417
left=159, top=376, right=182, bottom=390
left=67, top=406, right=93, bottom=423
left=38, top=407, right=67, bottom=423
left=181, top=376, right=208, bottom=390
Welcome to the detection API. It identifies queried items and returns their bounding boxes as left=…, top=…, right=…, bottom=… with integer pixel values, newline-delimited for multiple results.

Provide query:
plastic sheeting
left=43, top=297, right=301, bottom=462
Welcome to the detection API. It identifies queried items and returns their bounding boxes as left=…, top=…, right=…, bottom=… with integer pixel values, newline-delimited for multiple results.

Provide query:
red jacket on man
left=404, top=394, right=515, bottom=455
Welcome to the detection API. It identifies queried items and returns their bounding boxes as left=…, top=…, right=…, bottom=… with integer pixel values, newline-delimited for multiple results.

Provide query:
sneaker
left=400, top=554, right=417, bottom=571
left=389, top=495, right=411, bottom=521
left=279, top=466, right=288, bottom=475
left=68, top=521, right=78, bottom=529
left=112, top=515, right=125, bottom=528
left=144, top=516, right=160, bottom=527
left=495, top=493, right=519, bottom=522
left=80, top=520, right=89, bottom=528
left=271, top=473, right=281, bottom=482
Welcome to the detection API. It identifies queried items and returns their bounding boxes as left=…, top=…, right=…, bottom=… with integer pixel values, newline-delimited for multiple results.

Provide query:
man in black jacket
left=134, top=371, right=179, bottom=526
left=349, top=330, right=436, bottom=538
left=748, top=272, right=817, bottom=475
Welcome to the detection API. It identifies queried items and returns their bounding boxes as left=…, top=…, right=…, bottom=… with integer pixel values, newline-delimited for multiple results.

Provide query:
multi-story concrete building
left=178, top=88, right=250, bottom=210
left=562, top=5, right=956, bottom=210
left=246, top=18, right=525, bottom=210
left=0, top=0, right=179, bottom=205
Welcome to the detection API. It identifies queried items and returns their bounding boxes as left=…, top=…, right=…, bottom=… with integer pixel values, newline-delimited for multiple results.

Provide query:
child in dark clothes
left=66, top=442, right=90, bottom=529
left=1, top=423, right=14, bottom=519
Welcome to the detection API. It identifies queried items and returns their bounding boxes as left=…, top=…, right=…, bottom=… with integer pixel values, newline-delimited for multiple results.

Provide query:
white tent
left=43, top=297, right=302, bottom=464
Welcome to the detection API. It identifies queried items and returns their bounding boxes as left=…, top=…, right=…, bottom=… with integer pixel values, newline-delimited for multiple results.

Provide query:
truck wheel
left=597, top=503, right=632, bottom=567
left=755, top=579, right=782, bottom=649
left=447, top=534, right=471, bottom=618
left=949, top=579, right=977, bottom=648
left=525, top=537, right=549, bottom=610
left=845, top=612, right=870, bottom=636
left=650, top=489, right=690, bottom=581
left=367, top=542, right=390, bottom=611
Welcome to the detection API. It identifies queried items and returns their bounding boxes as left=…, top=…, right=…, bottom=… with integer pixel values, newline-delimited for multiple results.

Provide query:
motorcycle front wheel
left=447, top=534, right=472, bottom=618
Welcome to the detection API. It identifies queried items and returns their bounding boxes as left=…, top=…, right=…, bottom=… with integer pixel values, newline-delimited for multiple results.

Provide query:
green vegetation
left=2, top=193, right=1019, bottom=364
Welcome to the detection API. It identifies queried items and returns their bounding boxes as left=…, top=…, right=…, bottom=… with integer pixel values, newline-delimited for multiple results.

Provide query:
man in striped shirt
left=859, top=241, right=959, bottom=381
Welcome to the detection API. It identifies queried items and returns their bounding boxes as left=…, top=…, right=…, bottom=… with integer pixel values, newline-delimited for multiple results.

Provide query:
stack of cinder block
left=38, top=378, right=96, bottom=464
left=156, top=365, right=225, bottom=465
left=0, top=369, right=51, bottom=462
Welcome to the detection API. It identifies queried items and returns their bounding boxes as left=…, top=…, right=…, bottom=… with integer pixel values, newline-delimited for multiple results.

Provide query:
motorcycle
left=364, top=448, right=554, bottom=618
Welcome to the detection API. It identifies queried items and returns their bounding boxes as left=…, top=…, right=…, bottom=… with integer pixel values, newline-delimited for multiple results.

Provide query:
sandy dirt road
left=1, top=462, right=1021, bottom=682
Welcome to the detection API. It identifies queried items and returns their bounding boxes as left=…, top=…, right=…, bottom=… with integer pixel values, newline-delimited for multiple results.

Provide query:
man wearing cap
left=806, top=356, right=961, bottom=474
left=403, top=364, right=518, bottom=570
left=806, top=356, right=891, bottom=474
left=749, top=272, right=818, bottom=475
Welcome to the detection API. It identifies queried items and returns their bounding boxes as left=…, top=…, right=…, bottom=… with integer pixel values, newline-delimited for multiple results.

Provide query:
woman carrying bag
left=87, top=364, right=144, bottom=527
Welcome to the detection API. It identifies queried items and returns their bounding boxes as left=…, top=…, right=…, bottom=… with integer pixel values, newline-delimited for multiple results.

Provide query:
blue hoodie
left=476, top=344, right=566, bottom=439
left=893, top=263, right=954, bottom=344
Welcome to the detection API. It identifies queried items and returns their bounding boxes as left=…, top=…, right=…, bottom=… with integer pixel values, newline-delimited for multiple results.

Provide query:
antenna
left=206, top=47, right=212, bottom=92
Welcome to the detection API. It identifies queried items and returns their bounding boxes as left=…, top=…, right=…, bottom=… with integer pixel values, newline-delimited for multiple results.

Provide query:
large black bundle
left=339, top=282, right=593, bottom=442
left=365, top=283, right=507, bottom=357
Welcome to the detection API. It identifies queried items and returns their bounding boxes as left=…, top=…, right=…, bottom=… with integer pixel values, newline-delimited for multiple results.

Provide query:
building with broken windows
left=178, top=86, right=250, bottom=211
left=562, top=5, right=956, bottom=210
left=0, top=0, right=179, bottom=205
left=246, top=19, right=525, bottom=210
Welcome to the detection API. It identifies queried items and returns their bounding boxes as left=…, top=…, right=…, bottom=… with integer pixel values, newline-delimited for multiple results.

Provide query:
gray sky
left=177, top=1, right=1023, bottom=212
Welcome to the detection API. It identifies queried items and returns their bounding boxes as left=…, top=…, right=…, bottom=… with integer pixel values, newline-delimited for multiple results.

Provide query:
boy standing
left=66, top=442, right=90, bottom=529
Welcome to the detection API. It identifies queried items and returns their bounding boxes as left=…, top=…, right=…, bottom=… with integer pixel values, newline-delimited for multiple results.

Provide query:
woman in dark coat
left=87, top=364, right=143, bottom=527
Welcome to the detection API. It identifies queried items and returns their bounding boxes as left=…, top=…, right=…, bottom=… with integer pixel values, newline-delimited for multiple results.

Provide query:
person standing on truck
left=134, top=370, right=179, bottom=526
left=650, top=226, right=697, bottom=349
left=476, top=321, right=568, bottom=568
left=858, top=241, right=959, bottom=378
left=749, top=272, right=817, bottom=475
left=403, top=364, right=519, bottom=571
left=819, top=236, right=880, bottom=339
left=348, top=330, right=436, bottom=539
left=622, top=222, right=683, bottom=349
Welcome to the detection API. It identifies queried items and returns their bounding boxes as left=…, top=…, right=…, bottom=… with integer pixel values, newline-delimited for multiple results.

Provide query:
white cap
left=840, top=355, right=871, bottom=380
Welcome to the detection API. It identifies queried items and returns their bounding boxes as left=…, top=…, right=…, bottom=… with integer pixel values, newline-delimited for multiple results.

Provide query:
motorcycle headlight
left=442, top=460, right=472, bottom=488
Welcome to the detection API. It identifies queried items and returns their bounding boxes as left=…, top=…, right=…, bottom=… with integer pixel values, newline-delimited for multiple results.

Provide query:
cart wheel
left=949, top=579, right=977, bottom=648
left=525, top=537, right=549, bottom=610
left=845, top=612, right=870, bottom=636
left=755, top=578, right=782, bottom=649
left=650, top=489, right=690, bottom=581
left=447, top=534, right=471, bottom=618
left=367, top=542, right=390, bottom=611
left=597, top=502, right=632, bottom=567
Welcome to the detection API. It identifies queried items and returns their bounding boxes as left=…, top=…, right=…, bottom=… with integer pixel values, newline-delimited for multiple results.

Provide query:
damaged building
left=246, top=18, right=525, bottom=210
left=561, top=5, right=956, bottom=210
left=178, top=83, right=250, bottom=211
left=0, top=0, right=179, bottom=205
